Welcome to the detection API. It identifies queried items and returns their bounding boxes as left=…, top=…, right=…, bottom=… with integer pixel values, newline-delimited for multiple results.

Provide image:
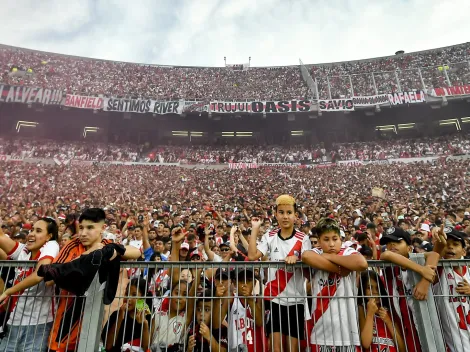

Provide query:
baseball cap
left=180, top=242, right=190, bottom=250
left=380, top=227, right=411, bottom=245
left=22, top=223, right=32, bottom=230
left=366, top=222, right=376, bottom=229
left=190, top=251, right=202, bottom=259
left=420, top=242, right=434, bottom=252
left=220, top=241, right=230, bottom=248
left=444, top=227, right=466, bottom=247
left=235, top=268, right=254, bottom=282
left=214, top=268, right=231, bottom=281
left=420, top=223, right=431, bottom=232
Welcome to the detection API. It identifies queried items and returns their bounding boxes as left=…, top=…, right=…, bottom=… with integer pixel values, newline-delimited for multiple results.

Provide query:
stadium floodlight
left=439, top=119, right=461, bottom=131
left=291, top=130, right=304, bottom=136
left=236, top=132, right=252, bottom=137
left=83, top=127, right=99, bottom=138
left=172, top=131, right=189, bottom=137
left=221, top=132, right=235, bottom=137
left=190, top=132, right=203, bottom=137
left=375, top=125, right=397, bottom=133
left=397, top=123, right=415, bottom=130
left=460, top=117, right=470, bottom=123
left=16, top=120, right=38, bottom=133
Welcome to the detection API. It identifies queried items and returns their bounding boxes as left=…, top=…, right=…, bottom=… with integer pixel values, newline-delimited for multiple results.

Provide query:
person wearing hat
left=380, top=226, right=440, bottom=352
left=213, top=268, right=265, bottom=352
left=432, top=225, right=470, bottom=351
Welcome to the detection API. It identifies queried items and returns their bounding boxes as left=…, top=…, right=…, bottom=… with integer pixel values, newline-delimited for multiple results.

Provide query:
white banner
left=318, top=99, right=355, bottom=111
left=228, top=163, right=258, bottom=169
left=64, top=94, right=103, bottom=109
left=352, top=94, right=389, bottom=107
left=103, top=98, right=184, bottom=114
left=388, top=91, right=426, bottom=105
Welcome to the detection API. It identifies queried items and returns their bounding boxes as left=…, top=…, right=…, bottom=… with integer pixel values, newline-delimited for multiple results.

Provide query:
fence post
left=409, top=253, right=446, bottom=352
left=77, top=274, right=105, bottom=352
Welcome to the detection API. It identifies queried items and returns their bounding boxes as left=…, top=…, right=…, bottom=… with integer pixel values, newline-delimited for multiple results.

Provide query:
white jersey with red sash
left=257, top=228, right=311, bottom=306
left=306, top=247, right=360, bottom=347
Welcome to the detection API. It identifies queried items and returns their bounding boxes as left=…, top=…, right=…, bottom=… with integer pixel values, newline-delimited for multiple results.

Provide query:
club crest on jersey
left=386, top=227, right=395, bottom=235
left=444, top=227, right=453, bottom=234
left=173, top=322, right=182, bottom=334
left=448, top=273, right=454, bottom=280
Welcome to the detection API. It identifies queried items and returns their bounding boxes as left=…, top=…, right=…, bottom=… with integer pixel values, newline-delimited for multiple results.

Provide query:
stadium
left=0, top=38, right=469, bottom=352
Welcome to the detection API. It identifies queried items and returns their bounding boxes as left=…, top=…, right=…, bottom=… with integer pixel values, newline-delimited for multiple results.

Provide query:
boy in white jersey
left=302, top=217, right=368, bottom=351
left=432, top=226, right=470, bottom=352
left=248, top=195, right=311, bottom=352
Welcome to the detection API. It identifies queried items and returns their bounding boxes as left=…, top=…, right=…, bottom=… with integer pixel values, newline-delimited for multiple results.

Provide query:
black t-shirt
left=187, top=322, right=228, bottom=352
left=102, top=310, right=148, bottom=352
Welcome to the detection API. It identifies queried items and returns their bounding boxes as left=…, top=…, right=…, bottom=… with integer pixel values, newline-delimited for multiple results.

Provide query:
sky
left=1, top=0, right=469, bottom=67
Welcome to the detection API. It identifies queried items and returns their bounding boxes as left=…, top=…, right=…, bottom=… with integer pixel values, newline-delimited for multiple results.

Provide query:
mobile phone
left=136, top=299, right=145, bottom=311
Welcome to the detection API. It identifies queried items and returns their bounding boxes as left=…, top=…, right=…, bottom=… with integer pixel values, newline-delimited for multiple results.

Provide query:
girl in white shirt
left=0, top=217, right=60, bottom=352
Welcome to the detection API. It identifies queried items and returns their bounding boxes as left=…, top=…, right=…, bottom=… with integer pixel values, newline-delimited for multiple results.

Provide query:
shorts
left=264, top=301, right=304, bottom=340
left=310, top=346, right=361, bottom=352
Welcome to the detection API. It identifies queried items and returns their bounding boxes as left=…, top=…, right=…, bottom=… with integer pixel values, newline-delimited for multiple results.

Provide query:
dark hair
left=359, top=245, right=373, bottom=258
left=127, top=278, right=148, bottom=297
left=79, top=208, right=106, bottom=223
left=357, top=271, right=391, bottom=310
left=38, top=217, right=59, bottom=242
left=356, top=232, right=368, bottom=242
left=316, top=218, right=340, bottom=236
left=134, top=225, right=143, bottom=231
left=187, top=234, right=196, bottom=242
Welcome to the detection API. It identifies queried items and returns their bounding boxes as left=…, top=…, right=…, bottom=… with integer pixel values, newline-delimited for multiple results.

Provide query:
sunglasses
left=220, top=248, right=230, bottom=252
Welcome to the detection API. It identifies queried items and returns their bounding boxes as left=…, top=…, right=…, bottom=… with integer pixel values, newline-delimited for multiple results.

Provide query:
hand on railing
left=456, top=279, right=470, bottom=295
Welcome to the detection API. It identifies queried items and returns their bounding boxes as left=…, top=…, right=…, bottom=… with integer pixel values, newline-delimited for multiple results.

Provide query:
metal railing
left=0, top=256, right=469, bottom=351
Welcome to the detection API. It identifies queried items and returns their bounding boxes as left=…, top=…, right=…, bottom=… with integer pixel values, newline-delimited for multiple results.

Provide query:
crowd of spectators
left=0, top=156, right=469, bottom=351
left=1, top=43, right=469, bottom=102
left=312, top=42, right=470, bottom=99
left=1, top=133, right=470, bottom=164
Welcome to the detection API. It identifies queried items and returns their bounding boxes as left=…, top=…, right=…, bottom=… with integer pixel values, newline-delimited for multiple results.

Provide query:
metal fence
left=0, top=256, right=469, bottom=351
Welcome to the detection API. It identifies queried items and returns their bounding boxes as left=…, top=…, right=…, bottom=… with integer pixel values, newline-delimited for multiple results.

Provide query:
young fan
left=302, top=217, right=368, bottom=350
left=379, top=226, right=439, bottom=352
left=432, top=226, right=470, bottom=352
left=248, top=195, right=311, bottom=352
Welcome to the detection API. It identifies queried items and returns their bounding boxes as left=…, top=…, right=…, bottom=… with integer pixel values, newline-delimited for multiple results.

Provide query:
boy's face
left=385, top=240, right=411, bottom=257
left=236, top=278, right=254, bottom=297
left=196, top=301, right=212, bottom=325
left=275, top=204, right=296, bottom=230
left=79, top=220, right=105, bottom=248
left=318, top=231, right=342, bottom=254
left=444, top=239, right=465, bottom=259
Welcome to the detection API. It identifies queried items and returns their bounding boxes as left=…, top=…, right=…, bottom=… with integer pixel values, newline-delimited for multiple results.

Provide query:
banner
left=64, top=94, right=103, bottom=109
left=372, top=187, right=386, bottom=199
left=183, top=101, right=209, bottom=113
left=352, top=94, right=389, bottom=107
left=103, top=98, right=184, bottom=114
left=228, top=163, right=258, bottom=169
left=388, top=90, right=425, bottom=105
left=209, top=100, right=313, bottom=114
left=0, top=85, right=63, bottom=105
left=431, top=85, right=470, bottom=97
left=318, top=99, right=355, bottom=111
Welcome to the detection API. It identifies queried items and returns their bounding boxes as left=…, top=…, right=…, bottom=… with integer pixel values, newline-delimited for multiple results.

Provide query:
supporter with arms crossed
left=379, top=226, right=439, bottom=352
left=357, top=271, right=406, bottom=352
left=0, top=217, right=60, bottom=352
left=248, top=195, right=311, bottom=352
left=41, top=208, right=140, bottom=352
left=432, top=225, right=470, bottom=352
left=302, top=217, right=368, bottom=351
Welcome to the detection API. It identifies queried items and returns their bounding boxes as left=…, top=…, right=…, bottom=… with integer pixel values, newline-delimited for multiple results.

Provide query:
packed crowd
left=1, top=42, right=470, bottom=102
left=312, top=42, right=470, bottom=99
left=0, top=159, right=469, bottom=351
left=0, top=137, right=145, bottom=162
left=1, top=133, right=470, bottom=164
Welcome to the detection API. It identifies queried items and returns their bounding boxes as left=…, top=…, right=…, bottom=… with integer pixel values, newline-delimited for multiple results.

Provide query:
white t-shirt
left=257, top=228, right=311, bottom=305
left=7, top=240, right=60, bottom=326
left=152, top=310, right=186, bottom=350
left=123, top=239, right=143, bottom=250
left=306, top=247, right=361, bottom=346
left=433, top=264, right=470, bottom=352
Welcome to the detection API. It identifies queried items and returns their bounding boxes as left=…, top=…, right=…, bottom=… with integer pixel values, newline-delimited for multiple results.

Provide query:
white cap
left=420, top=223, right=430, bottom=232
left=340, top=230, right=345, bottom=238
